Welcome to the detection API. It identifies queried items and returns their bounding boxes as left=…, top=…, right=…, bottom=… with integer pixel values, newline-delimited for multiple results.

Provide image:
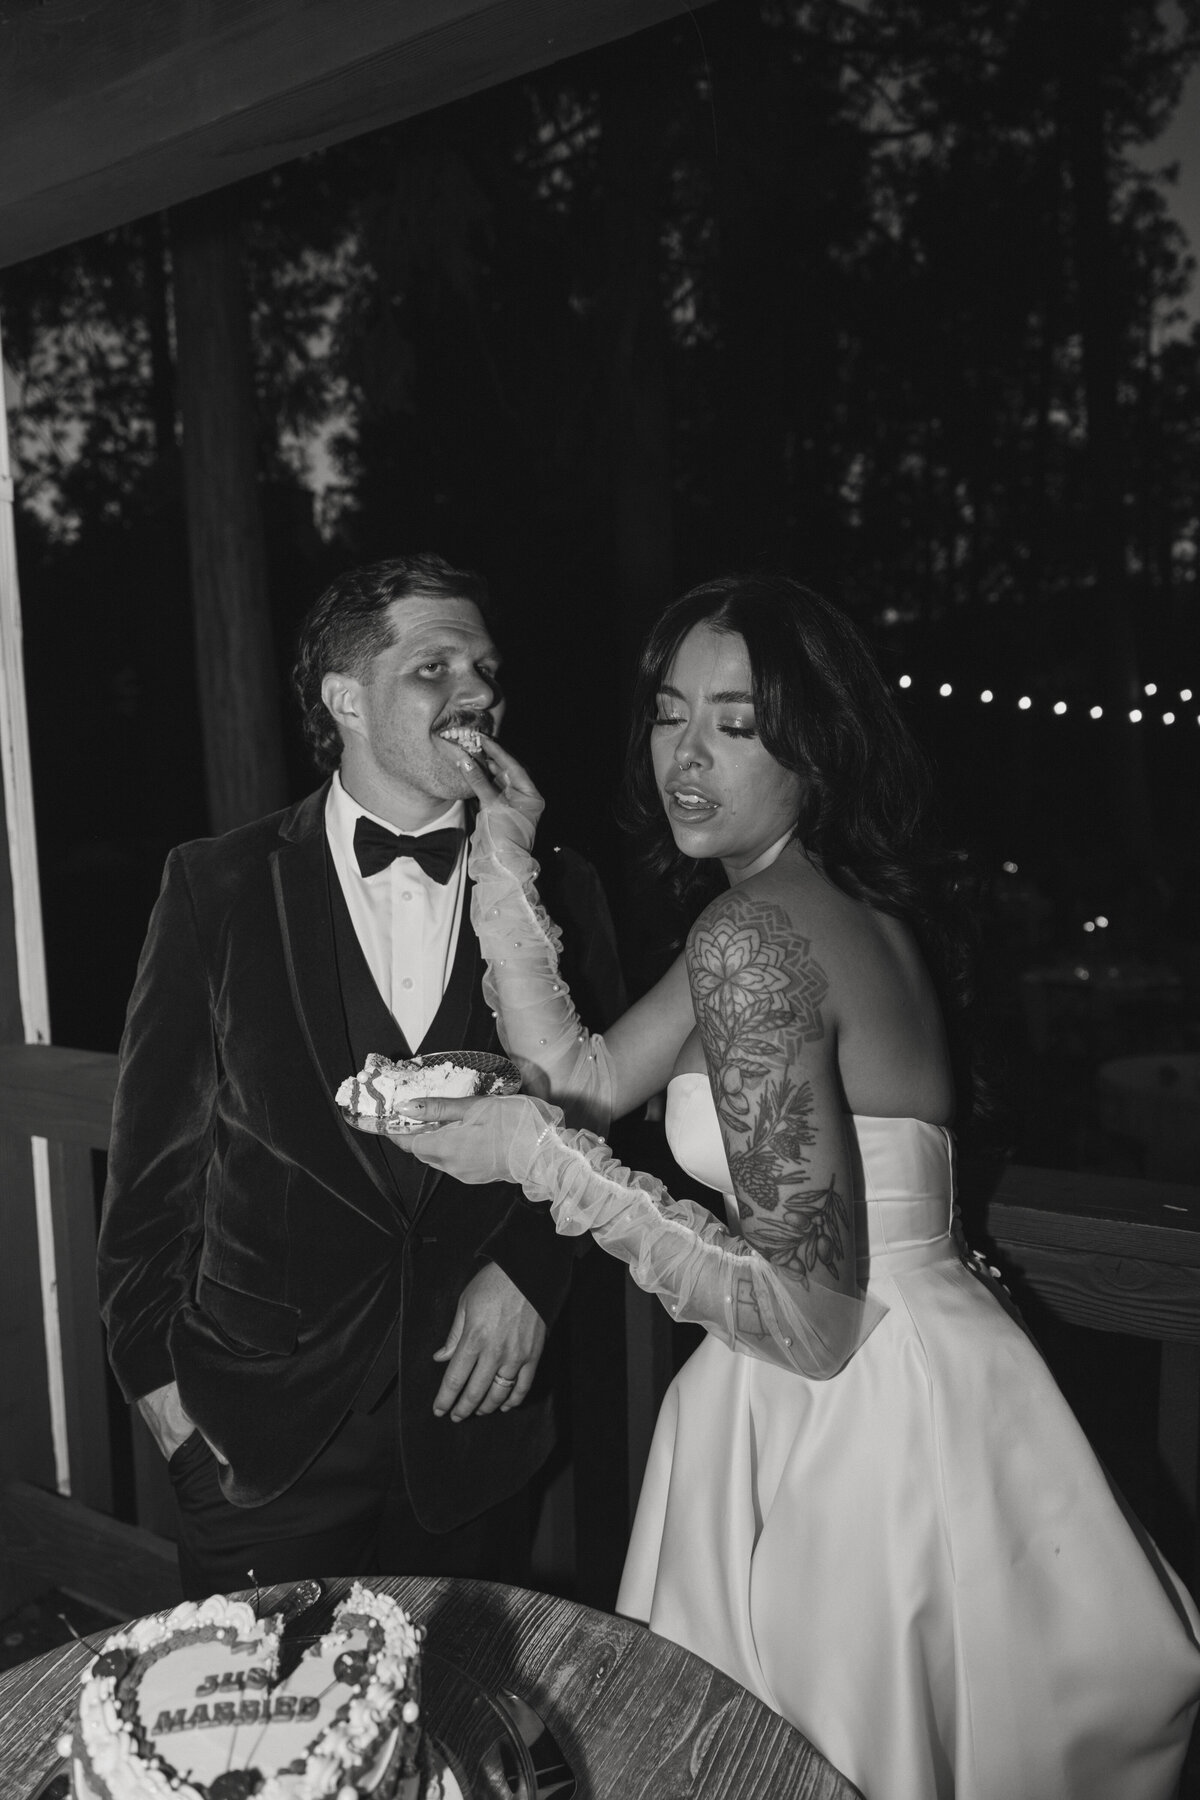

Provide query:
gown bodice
left=665, top=1071, right=958, bottom=1277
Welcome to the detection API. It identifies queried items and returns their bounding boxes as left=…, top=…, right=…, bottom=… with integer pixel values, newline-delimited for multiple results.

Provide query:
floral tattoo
left=686, top=896, right=847, bottom=1286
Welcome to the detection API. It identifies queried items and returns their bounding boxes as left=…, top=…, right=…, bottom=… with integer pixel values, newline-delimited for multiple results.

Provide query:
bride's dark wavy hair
left=622, top=572, right=984, bottom=1113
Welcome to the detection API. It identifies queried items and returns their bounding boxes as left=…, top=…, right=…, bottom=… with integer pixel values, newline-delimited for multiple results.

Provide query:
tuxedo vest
left=327, top=846, right=504, bottom=1408
left=326, top=843, right=504, bottom=1205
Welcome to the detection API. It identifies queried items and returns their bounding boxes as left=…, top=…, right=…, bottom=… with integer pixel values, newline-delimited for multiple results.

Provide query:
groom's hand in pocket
left=137, top=1379, right=230, bottom=1465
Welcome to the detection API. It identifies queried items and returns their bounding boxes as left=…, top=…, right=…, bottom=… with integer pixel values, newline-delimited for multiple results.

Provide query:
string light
left=895, top=679, right=1197, bottom=720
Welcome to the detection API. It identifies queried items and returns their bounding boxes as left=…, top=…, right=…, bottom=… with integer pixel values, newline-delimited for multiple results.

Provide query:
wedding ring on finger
left=491, top=1372, right=518, bottom=1387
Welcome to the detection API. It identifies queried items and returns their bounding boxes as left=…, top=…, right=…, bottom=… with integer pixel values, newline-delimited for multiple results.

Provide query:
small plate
left=339, top=1050, right=521, bottom=1136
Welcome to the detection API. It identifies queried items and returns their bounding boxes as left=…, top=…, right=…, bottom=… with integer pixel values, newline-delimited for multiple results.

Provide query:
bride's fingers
left=454, top=752, right=502, bottom=798
left=394, top=1097, right=475, bottom=1126
left=476, top=736, right=543, bottom=799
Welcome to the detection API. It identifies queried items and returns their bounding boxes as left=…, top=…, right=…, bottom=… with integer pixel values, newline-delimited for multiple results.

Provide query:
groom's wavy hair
left=292, top=553, right=492, bottom=773
left=623, top=571, right=983, bottom=1103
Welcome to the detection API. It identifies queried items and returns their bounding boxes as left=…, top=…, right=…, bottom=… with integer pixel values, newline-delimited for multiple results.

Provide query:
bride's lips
left=664, top=779, right=719, bottom=824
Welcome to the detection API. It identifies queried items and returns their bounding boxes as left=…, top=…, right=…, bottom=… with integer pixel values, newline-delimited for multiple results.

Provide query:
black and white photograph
left=1, top=3, right=1200, bottom=1795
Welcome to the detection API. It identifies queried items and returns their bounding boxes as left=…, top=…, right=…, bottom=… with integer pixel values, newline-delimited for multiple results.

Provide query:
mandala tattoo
left=686, top=893, right=844, bottom=1287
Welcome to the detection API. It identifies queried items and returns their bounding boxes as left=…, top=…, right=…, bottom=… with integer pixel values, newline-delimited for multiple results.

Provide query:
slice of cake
left=336, top=1053, right=514, bottom=1131
left=67, top=1583, right=445, bottom=1799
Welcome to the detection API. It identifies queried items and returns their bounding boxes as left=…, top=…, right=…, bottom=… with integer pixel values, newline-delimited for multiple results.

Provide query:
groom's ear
left=321, top=671, right=366, bottom=745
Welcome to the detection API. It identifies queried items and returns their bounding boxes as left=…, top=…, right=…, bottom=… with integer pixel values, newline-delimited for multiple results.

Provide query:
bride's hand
left=456, top=736, right=544, bottom=848
left=386, top=1093, right=561, bottom=1187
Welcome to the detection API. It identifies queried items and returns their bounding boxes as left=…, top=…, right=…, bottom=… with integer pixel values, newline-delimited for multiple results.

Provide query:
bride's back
left=747, top=845, right=956, bottom=1127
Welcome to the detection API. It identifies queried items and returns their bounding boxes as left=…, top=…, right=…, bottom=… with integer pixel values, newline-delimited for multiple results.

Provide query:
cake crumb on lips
left=435, top=720, right=489, bottom=759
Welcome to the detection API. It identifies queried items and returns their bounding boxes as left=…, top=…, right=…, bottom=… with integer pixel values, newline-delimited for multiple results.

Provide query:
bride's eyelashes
left=651, top=710, right=759, bottom=740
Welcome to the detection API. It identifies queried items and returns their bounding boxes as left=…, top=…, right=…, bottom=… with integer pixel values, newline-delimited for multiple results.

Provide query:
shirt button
left=402, top=978, right=414, bottom=990
left=401, top=890, right=413, bottom=901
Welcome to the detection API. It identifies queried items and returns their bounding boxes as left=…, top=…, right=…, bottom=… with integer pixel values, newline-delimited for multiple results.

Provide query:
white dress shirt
left=325, top=773, right=468, bottom=1051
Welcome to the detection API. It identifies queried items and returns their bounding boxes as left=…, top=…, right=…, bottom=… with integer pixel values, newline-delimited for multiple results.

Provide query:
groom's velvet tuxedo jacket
left=98, top=785, right=577, bottom=1525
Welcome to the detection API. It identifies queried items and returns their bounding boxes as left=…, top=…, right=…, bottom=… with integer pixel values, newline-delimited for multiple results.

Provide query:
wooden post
left=172, top=190, right=289, bottom=835
left=0, top=346, right=67, bottom=1502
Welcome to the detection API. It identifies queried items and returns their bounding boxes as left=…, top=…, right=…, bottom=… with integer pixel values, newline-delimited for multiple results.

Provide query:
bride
left=395, top=572, right=1200, bottom=1799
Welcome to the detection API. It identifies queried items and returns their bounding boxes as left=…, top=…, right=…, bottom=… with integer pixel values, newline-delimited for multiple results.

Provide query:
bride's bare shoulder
left=686, top=851, right=912, bottom=994
left=683, top=856, right=840, bottom=984
left=689, top=846, right=844, bottom=935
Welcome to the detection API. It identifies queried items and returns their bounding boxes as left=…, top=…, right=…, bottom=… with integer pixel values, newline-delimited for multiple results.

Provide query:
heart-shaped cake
left=68, top=1585, right=443, bottom=1799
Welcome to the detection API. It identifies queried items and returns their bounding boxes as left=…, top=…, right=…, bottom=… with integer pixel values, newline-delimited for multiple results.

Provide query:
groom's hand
left=432, top=1261, right=545, bottom=1420
left=137, top=1379, right=230, bottom=1464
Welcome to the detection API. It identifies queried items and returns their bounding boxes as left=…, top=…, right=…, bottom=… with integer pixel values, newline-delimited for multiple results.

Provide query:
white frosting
left=336, top=1055, right=483, bottom=1121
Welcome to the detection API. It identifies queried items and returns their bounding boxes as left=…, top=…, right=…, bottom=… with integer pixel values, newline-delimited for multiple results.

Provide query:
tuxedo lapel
left=270, top=788, right=398, bottom=1212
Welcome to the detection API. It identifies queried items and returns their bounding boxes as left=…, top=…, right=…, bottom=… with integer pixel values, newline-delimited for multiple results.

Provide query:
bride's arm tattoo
left=687, top=892, right=848, bottom=1287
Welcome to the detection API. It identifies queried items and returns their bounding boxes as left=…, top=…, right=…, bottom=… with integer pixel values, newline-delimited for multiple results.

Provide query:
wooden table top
left=0, top=1574, right=862, bottom=1799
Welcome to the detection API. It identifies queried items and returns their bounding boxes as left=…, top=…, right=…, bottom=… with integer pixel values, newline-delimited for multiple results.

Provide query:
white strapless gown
left=617, top=1074, right=1200, bottom=1799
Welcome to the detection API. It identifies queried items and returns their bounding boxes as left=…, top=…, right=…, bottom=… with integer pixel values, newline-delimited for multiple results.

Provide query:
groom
left=98, top=554, right=597, bottom=1597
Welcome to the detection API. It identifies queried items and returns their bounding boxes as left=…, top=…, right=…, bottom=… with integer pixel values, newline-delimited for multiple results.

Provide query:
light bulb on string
left=890, top=673, right=1198, bottom=720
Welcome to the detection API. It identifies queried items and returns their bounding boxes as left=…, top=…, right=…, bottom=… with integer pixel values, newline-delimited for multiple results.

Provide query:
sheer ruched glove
left=399, top=1095, right=885, bottom=1380
left=470, top=803, right=615, bottom=1135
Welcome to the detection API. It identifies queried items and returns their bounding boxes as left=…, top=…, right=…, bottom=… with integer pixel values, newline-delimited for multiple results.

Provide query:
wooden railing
left=0, top=1043, right=182, bottom=1616
left=0, top=1045, right=118, bottom=1508
left=966, top=1155, right=1200, bottom=1590
left=1, top=1042, right=1199, bottom=1614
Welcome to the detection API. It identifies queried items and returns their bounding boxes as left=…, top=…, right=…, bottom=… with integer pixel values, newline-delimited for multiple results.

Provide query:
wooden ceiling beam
left=0, top=0, right=694, bottom=269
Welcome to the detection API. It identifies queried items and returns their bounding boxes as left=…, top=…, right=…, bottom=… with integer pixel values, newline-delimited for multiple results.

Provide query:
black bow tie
left=353, top=818, right=464, bottom=884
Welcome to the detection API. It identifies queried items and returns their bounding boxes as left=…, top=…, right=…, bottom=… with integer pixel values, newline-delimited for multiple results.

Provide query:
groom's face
left=326, top=592, right=504, bottom=827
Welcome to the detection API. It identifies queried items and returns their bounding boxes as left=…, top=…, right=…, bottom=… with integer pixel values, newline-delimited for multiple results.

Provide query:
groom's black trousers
left=168, top=1386, right=533, bottom=1600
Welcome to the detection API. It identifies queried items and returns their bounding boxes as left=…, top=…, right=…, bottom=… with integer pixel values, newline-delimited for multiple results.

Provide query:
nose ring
left=676, top=753, right=694, bottom=771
